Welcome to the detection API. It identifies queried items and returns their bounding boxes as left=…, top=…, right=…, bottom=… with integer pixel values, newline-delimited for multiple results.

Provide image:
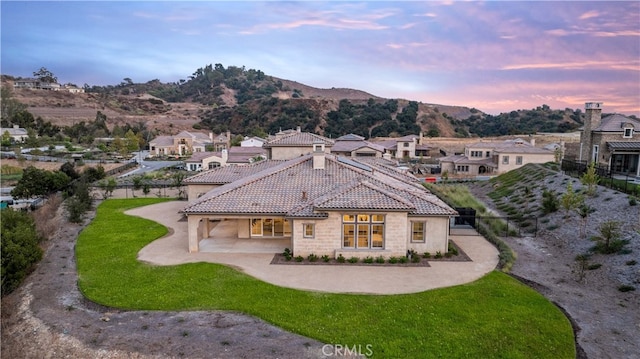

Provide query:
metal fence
left=561, top=159, right=639, bottom=195
left=453, top=207, right=538, bottom=237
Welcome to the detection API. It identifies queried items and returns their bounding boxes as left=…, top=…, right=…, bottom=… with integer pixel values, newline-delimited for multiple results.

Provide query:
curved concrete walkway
left=128, top=201, right=499, bottom=295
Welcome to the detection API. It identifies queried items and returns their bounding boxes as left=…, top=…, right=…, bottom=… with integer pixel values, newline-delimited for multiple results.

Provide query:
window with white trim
left=303, top=223, right=315, bottom=238
left=624, top=128, right=633, bottom=138
left=411, top=221, right=426, bottom=242
left=342, top=214, right=384, bottom=249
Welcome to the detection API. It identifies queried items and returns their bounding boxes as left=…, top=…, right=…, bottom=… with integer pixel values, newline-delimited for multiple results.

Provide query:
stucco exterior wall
left=270, top=146, right=330, bottom=160
left=237, top=218, right=250, bottom=239
left=496, top=152, right=555, bottom=173
left=187, top=184, right=218, bottom=202
left=407, top=216, right=449, bottom=254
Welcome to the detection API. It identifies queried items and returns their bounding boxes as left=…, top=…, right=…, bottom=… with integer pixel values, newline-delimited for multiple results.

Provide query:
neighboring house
left=439, top=138, right=555, bottom=176
left=182, top=149, right=458, bottom=259
left=1, top=125, right=29, bottom=143
left=263, top=128, right=334, bottom=160
left=61, top=84, right=85, bottom=93
left=241, top=136, right=266, bottom=147
left=212, top=131, right=232, bottom=151
left=148, top=131, right=212, bottom=157
left=13, top=78, right=61, bottom=91
left=371, top=133, right=432, bottom=160
left=579, top=102, right=640, bottom=176
left=331, top=134, right=386, bottom=158
left=184, top=146, right=267, bottom=172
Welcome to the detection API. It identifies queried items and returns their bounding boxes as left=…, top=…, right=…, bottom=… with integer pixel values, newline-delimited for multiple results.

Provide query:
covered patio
left=196, top=219, right=291, bottom=253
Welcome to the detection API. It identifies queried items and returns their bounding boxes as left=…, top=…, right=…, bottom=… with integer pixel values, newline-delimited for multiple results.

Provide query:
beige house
left=184, top=146, right=267, bottom=172
left=331, top=134, right=386, bottom=158
left=439, top=138, right=555, bottom=176
left=182, top=151, right=457, bottom=259
left=371, top=133, right=432, bottom=160
left=148, top=131, right=212, bottom=157
left=579, top=102, right=640, bottom=176
left=1, top=125, right=29, bottom=143
left=263, top=129, right=334, bottom=160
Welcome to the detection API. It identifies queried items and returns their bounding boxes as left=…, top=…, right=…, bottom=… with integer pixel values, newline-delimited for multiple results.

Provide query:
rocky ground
left=468, top=172, right=640, bottom=359
left=2, top=170, right=639, bottom=358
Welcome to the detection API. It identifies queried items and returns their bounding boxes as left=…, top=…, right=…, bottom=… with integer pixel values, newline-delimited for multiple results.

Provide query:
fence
left=561, top=159, right=639, bottom=195
left=453, top=207, right=538, bottom=237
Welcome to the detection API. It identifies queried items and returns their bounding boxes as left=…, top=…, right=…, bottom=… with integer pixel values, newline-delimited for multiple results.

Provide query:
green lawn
left=76, top=198, right=575, bottom=358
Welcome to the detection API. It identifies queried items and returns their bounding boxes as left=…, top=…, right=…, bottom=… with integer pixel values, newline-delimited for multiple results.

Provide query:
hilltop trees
left=33, top=67, right=57, bottom=83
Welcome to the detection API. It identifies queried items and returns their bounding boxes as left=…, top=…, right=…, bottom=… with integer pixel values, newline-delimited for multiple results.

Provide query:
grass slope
left=76, top=198, right=575, bottom=358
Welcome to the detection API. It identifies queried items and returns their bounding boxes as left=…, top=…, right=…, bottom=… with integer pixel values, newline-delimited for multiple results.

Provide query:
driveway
left=128, top=201, right=499, bottom=295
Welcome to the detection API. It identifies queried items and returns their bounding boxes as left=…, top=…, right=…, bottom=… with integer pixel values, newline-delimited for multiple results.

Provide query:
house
left=184, top=146, right=267, bottom=172
left=579, top=102, right=640, bottom=176
left=148, top=131, right=212, bottom=157
left=13, top=78, right=61, bottom=91
left=263, top=128, right=334, bottom=160
left=1, top=125, right=29, bottom=143
left=241, top=136, right=266, bottom=147
left=331, top=134, right=386, bottom=158
left=181, top=149, right=458, bottom=259
left=371, top=133, right=432, bottom=160
left=439, top=138, right=555, bottom=176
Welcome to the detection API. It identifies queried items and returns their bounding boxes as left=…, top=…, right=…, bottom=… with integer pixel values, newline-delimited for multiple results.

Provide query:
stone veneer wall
left=292, top=212, right=412, bottom=259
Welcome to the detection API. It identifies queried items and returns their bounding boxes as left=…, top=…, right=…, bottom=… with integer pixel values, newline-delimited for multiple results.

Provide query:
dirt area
left=1, top=158, right=123, bottom=173
left=0, top=202, right=331, bottom=359
left=2, top=170, right=638, bottom=358
left=468, top=174, right=640, bottom=359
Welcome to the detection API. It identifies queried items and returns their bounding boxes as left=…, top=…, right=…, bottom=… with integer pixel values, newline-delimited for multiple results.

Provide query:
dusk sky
left=2, top=1, right=639, bottom=116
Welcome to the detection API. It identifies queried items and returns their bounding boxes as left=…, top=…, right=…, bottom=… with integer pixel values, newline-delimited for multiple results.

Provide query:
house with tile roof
left=148, top=131, right=212, bottom=157
left=263, top=128, right=334, bottom=160
left=331, top=134, right=386, bottom=158
left=371, top=133, right=432, bottom=160
left=182, top=148, right=457, bottom=259
left=579, top=102, right=640, bottom=176
left=184, top=146, right=267, bottom=172
left=439, top=138, right=555, bottom=176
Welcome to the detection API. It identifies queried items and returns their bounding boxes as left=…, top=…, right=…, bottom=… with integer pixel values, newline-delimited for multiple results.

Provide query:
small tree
left=560, top=182, right=582, bottom=218
left=595, top=220, right=622, bottom=254
left=172, top=171, right=187, bottom=199
left=541, top=189, right=559, bottom=214
left=581, top=162, right=599, bottom=196
left=576, top=204, right=595, bottom=238
left=99, top=178, right=117, bottom=199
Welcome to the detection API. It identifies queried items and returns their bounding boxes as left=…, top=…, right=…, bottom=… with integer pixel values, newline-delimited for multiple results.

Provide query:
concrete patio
left=127, top=201, right=500, bottom=294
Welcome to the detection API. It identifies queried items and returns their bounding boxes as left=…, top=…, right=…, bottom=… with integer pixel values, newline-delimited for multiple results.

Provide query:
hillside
left=2, top=64, right=595, bottom=139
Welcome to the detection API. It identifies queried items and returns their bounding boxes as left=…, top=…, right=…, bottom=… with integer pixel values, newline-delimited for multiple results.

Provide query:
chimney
left=209, top=132, right=213, bottom=142
left=530, top=138, right=536, bottom=147
left=581, top=102, right=603, bottom=162
left=296, top=126, right=301, bottom=133
left=313, top=141, right=325, bottom=170
left=221, top=149, right=228, bottom=163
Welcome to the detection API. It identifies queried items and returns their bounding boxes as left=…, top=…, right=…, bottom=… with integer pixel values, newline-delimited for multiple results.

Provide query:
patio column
left=188, top=215, right=202, bottom=253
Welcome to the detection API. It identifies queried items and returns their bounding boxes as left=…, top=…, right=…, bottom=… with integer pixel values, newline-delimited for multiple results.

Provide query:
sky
left=1, top=1, right=639, bottom=116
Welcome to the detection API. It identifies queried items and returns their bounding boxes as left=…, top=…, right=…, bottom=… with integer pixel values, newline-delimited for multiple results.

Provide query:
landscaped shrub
left=375, top=256, right=385, bottom=264
left=541, top=189, right=559, bottom=214
left=294, top=255, right=304, bottom=262
left=434, top=251, right=443, bottom=259
left=398, top=256, right=408, bottom=263
left=626, top=260, right=637, bottom=266
left=336, top=254, right=346, bottom=263
left=629, top=197, right=637, bottom=206
left=411, top=255, right=421, bottom=263
left=423, top=252, right=431, bottom=258
left=388, top=256, right=399, bottom=264
left=308, top=253, right=318, bottom=262
left=321, top=255, right=330, bottom=262
left=618, top=285, right=636, bottom=292
left=587, top=263, right=602, bottom=270
left=348, top=256, right=359, bottom=263
left=363, top=256, right=374, bottom=264
left=283, top=248, right=292, bottom=261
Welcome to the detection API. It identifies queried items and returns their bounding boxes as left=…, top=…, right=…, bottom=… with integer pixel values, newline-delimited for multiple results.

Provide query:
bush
left=618, top=285, right=636, bottom=292
left=388, top=256, right=399, bottom=264
left=1, top=209, right=44, bottom=295
left=375, top=256, right=385, bottom=264
left=399, top=256, right=408, bottom=263
left=363, top=256, right=374, bottom=264
left=337, top=254, right=346, bottom=263
left=294, top=255, right=303, bottom=262
left=434, top=251, right=443, bottom=259
left=626, top=260, right=637, bottom=266
left=629, top=197, right=637, bottom=206
left=321, top=255, right=330, bottom=262
left=307, top=253, right=318, bottom=262
left=348, top=256, right=359, bottom=263
left=541, top=189, right=559, bottom=214
left=423, top=252, right=431, bottom=258
left=411, top=255, right=421, bottom=263
left=587, top=263, right=602, bottom=270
